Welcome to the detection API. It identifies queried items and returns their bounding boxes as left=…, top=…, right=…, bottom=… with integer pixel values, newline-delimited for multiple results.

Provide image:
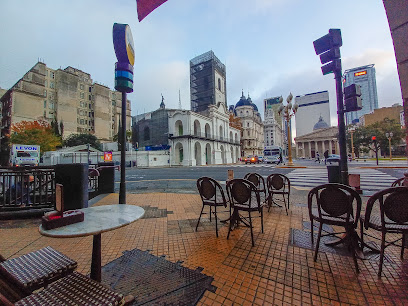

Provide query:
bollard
left=349, top=174, right=362, bottom=194
left=97, top=162, right=115, bottom=193
left=228, top=169, right=234, bottom=181
left=404, top=172, right=408, bottom=187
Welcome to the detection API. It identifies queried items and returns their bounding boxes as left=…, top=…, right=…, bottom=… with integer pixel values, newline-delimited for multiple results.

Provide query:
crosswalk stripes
left=287, top=168, right=397, bottom=191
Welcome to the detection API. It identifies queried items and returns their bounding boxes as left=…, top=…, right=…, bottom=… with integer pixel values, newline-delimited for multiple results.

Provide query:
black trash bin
left=55, top=163, right=89, bottom=210
left=97, top=162, right=115, bottom=193
left=327, top=164, right=340, bottom=183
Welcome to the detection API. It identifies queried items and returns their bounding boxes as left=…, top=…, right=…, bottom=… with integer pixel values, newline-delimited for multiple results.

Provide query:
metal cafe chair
left=196, top=177, right=229, bottom=237
left=226, top=179, right=265, bottom=247
left=244, top=173, right=267, bottom=206
left=308, top=183, right=362, bottom=272
left=360, top=186, right=408, bottom=277
left=266, top=173, right=290, bottom=214
left=391, top=177, right=404, bottom=187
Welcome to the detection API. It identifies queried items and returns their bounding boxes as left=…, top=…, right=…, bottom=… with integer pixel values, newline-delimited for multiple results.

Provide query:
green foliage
left=10, top=120, right=61, bottom=155
left=346, top=119, right=405, bottom=157
left=63, top=133, right=101, bottom=150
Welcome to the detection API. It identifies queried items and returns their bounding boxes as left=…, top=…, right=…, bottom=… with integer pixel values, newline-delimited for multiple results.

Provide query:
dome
left=235, top=91, right=251, bottom=108
left=313, top=116, right=329, bottom=130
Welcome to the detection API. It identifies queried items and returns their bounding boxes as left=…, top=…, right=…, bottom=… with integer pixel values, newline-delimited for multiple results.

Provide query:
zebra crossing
left=287, top=168, right=397, bottom=191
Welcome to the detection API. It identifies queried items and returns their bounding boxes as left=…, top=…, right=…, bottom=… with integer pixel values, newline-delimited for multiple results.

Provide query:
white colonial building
left=168, top=102, right=241, bottom=166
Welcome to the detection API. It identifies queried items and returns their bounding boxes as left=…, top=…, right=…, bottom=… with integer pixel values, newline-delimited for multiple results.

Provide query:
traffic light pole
left=334, top=69, right=349, bottom=185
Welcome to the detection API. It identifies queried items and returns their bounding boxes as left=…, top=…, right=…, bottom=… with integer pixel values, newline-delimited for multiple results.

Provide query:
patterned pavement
left=1, top=190, right=408, bottom=305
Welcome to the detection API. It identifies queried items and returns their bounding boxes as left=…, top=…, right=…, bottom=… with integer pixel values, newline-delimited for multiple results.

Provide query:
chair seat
left=360, top=214, right=408, bottom=232
left=15, top=272, right=124, bottom=306
left=203, top=199, right=227, bottom=207
left=0, top=246, right=77, bottom=292
left=311, top=208, right=354, bottom=227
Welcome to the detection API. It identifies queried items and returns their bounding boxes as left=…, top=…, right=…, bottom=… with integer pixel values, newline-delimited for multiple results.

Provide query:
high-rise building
left=343, top=64, right=379, bottom=125
left=190, top=51, right=226, bottom=113
left=263, top=96, right=283, bottom=148
left=0, top=62, right=131, bottom=145
left=295, top=91, right=330, bottom=138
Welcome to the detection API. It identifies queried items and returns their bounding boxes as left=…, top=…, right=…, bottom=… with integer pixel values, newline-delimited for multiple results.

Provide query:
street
left=115, top=158, right=408, bottom=194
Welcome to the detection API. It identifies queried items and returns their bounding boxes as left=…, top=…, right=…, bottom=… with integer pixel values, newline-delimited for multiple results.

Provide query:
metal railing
left=0, top=168, right=56, bottom=211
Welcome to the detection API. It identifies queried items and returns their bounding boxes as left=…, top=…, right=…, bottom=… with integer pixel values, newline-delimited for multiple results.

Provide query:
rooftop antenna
left=179, top=89, right=182, bottom=109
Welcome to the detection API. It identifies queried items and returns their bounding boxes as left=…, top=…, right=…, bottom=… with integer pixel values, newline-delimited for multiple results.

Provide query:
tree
left=113, top=127, right=132, bottom=152
left=346, top=119, right=405, bottom=157
left=64, top=133, right=101, bottom=150
left=10, top=120, right=62, bottom=155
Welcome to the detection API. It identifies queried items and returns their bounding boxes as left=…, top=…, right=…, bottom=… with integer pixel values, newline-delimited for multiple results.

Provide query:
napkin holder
left=42, top=210, right=84, bottom=230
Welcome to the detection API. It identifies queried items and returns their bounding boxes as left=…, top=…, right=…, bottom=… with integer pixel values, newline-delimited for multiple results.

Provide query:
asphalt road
left=115, top=158, right=408, bottom=193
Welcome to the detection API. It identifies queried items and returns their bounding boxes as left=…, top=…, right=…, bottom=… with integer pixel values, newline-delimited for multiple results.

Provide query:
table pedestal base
left=91, top=233, right=101, bottom=282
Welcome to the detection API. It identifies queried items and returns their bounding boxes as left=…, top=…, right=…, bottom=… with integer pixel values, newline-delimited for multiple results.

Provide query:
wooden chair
left=226, top=179, right=265, bottom=246
left=0, top=247, right=77, bottom=301
left=360, top=186, right=408, bottom=277
left=308, top=183, right=362, bottom=272
left=1, top=272, right=129, bottom=306
left=244, top=173, right=267, bottom=206
left=266, top=173, right=290, bottom=214
left=196, top=177, right=229, bottom=237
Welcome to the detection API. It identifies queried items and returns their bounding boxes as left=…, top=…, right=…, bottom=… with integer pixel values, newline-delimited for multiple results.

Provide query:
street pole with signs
left=112, top=23, right=135, bottom=204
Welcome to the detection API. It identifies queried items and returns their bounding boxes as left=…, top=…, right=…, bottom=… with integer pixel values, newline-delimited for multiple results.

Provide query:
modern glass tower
left=343, top=64, right=379, bottom=125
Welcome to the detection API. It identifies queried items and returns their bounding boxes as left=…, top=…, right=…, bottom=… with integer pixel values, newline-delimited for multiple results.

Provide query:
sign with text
left=104, top=151, right=113, bottom=161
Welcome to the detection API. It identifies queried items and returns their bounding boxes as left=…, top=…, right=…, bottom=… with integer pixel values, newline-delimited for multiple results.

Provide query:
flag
left=136, top=0, right=168, bottom=22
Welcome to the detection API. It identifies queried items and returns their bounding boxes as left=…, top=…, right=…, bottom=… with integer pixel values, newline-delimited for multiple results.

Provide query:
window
left=247, top=130, right=250, bottom=136
left=49, top=102, right=54, bottom=109
left=112, top=101, right=116, bottom=106
left=89, top=103, right=92, bottom=109
left=44, top=101, right=46, bottom=108
left=89, top=87, right=92, bottom=92
left=247, top=122, right=249, bottom=127
left=50, top=72, right=55, bottom=79
left=45, top=80, right=48, bottom=87
left=80, top=84, right=84, bottom=90
left=44, top=90, right=47, bottom=97
left=88, top=95, right=92, bottom=101
left=50, top=81, right=54, bottom=89
left=80, top=92, right=85, bottom=99
left=218, top=78, right=221, bottom=91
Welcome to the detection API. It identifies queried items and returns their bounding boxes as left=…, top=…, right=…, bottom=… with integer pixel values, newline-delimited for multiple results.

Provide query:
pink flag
left=136, top=0, right=168, bottom=22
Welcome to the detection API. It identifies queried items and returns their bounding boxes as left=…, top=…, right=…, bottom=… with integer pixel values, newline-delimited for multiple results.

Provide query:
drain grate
left=101, top=249, right=216, bottom=305
left=140, top=206, right=173, bottom=219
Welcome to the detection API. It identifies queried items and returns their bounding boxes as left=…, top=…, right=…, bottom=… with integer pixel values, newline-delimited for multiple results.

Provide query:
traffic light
left=313, top=29, right=342, bottom=75
left=371, top=136, right=376, bottom=141
left=344, top=83, right=362, bottom=112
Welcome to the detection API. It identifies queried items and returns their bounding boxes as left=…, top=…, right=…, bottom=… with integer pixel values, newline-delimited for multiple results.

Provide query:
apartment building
left=0, top=62, right=131, bottom=144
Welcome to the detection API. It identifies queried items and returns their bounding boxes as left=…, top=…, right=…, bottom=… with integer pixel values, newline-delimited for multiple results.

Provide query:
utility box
left=55, top=163, right=89, bottom=210
left=98, top=162, right=115, bottom=194
left=327, top=164, right=340, bottom=183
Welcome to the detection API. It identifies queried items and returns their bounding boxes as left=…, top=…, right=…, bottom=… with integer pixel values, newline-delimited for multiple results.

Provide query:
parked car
left=326, top=154, right=340, bottom=164
left=257, top=156, right=264, bottom=163
left=244, top=155, right=259, bottom=164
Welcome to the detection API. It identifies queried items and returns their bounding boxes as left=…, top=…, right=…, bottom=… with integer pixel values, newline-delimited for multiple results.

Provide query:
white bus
left=263, top=145, right=283, bottom=164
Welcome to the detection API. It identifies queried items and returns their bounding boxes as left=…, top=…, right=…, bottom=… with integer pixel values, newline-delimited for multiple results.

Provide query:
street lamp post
left=349, top=127, right=355, bottom=160
left=278, top=93, right=298, bottom=167
left=385, top=132, right=393, bottom=161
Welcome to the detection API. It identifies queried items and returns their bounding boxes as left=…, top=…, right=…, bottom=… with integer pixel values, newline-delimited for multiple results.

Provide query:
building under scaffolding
left=190, top=51, right=227, bottom=113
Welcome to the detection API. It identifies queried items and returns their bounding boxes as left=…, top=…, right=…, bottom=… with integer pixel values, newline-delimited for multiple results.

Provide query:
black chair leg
left=209, top=206, right=212, bottom=222
left=311, top=219, right=314, bottom=244
left=214, top=205, right=218, bottom=238
left=260, top=208, right=264, bottom=233
left=196, top=205, right=205, bottom=231
left=283, top=194, right=288, bottom=215
left=360, top=220, right=364, bottom=251
left=227, top=209, right=234, bottom=240
left=314, top=223, right=323, bottom=262
left=249, top=211, right=254, bottom=247
left=378, top=232, right=386, bottom=277
left=401, top=233, right=406, bottom=259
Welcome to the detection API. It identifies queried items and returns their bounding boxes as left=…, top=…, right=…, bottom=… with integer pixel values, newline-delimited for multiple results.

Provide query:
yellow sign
left=354, top=71, right=367, bottom=77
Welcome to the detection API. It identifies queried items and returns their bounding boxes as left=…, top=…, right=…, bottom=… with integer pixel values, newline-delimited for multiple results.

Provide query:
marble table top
left=39, top=204, right=145, bottom=238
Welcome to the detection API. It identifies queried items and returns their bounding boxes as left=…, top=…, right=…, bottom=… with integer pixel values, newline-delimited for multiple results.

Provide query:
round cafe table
left=39, top=204, right=145, bottom=282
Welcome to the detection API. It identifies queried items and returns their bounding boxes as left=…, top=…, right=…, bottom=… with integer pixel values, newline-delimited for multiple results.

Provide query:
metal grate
left=101, top=249, right=216, bottom=305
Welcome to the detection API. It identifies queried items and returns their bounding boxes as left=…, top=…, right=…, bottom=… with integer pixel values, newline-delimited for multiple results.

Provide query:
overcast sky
left=0, top=0, right=403, bottom=127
